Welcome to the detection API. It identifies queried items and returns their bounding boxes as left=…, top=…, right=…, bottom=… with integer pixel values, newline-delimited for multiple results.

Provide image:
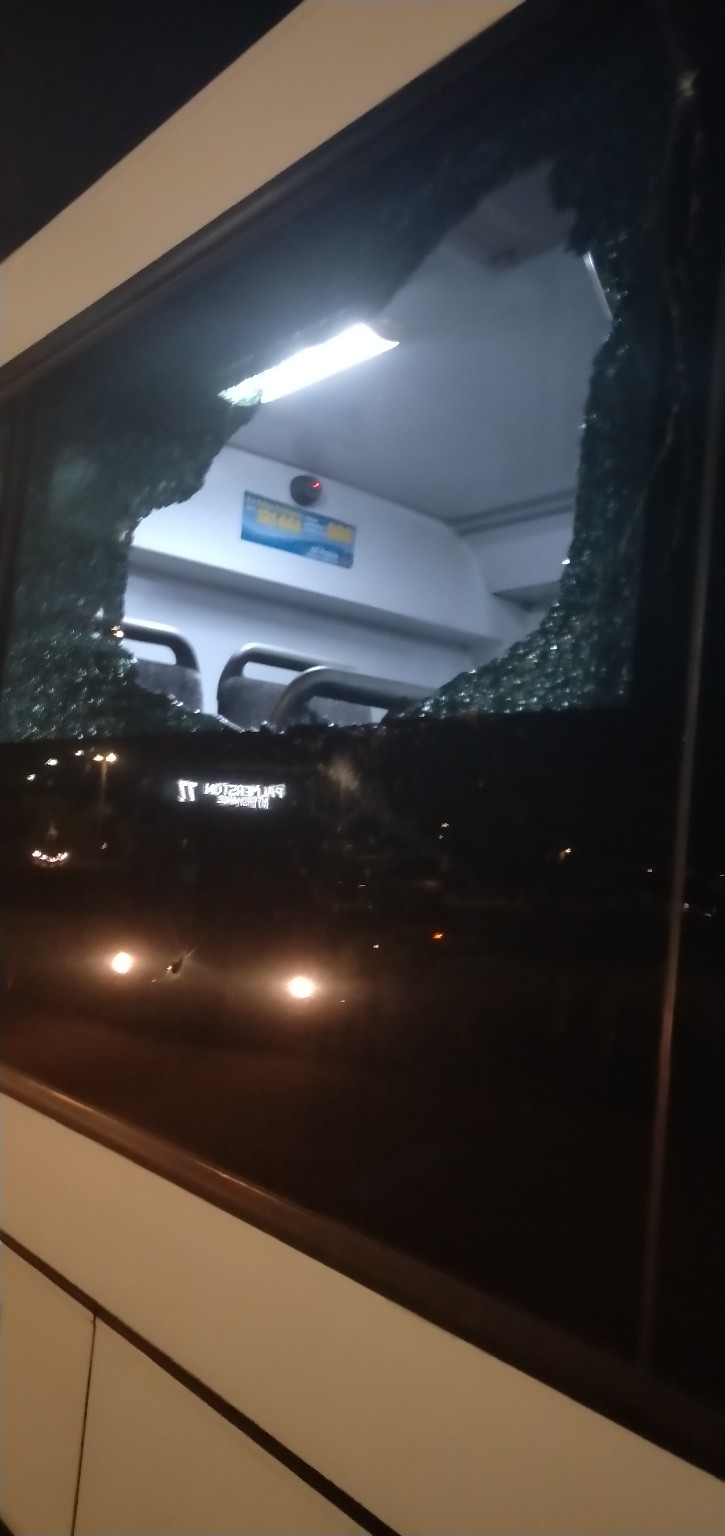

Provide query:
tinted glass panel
left=1, top=0, right=723, bottom=1435
left=654, top=502, right=725, bottom=1411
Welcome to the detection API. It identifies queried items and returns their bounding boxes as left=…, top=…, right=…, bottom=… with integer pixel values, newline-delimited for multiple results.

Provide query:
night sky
left=0, top=0, right=301, bottom=261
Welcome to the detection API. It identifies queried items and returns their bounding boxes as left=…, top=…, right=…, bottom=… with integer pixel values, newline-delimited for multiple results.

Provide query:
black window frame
left=1, top=0, right=724, bottom=1480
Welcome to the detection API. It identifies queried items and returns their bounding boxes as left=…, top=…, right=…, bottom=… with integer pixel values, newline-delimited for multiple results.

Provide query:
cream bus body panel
left=2, top=1095, right=723, bottom=1536
left=0, top=0, right=517, bottom=365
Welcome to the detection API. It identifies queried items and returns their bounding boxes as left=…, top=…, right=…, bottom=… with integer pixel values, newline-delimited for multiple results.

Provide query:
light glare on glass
left=221, top=324, right=398, bottom=407
left=110, top=950, right=135, bottom=975
left=286, top=975, right=316, bottom=1000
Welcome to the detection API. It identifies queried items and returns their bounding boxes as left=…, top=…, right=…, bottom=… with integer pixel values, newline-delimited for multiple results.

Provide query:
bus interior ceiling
left=124, top=168, right=610, bottom=725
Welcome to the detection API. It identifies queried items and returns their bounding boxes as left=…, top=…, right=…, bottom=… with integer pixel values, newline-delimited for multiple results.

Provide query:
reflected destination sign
left=177, top=779, right=286, bottom=810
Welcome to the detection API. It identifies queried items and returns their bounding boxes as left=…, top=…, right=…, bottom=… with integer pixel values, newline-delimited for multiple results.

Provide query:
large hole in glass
left=1, top=0, right=706, bottom=745
left=117, top=168, right=608, bottom=734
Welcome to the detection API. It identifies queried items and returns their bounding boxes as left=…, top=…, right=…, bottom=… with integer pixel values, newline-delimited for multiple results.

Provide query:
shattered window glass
left=0, top=3, right=719, bottom=743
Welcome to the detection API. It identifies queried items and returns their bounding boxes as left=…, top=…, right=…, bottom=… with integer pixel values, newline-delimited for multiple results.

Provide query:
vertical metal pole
left=639, top=232, right=725, bottom=1368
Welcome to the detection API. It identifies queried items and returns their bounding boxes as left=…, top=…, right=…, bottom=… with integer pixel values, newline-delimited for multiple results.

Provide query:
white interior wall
left=468, top=510, right=574, bottom=598
left=134, top=445, right=514, bottom=638
left=124, top=566, right=473, bottom=710
left=130, top=444, right=527, bottom=706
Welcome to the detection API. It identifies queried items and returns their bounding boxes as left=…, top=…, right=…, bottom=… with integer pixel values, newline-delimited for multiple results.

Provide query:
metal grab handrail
left=217, top=643, right=337, bottom=694
left=269, top=666, right=432, bottom=728
left=217, top=643, right=358, bottom=715
left=118, top=617, right=201, bottom=673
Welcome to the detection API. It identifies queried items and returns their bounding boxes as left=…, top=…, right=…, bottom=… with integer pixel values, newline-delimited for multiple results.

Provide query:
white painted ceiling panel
left=233, top=172, right=609, bottom=522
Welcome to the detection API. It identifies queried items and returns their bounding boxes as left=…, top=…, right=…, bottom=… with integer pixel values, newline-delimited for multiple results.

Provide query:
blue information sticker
left=242, top=491, right=355, bottom=569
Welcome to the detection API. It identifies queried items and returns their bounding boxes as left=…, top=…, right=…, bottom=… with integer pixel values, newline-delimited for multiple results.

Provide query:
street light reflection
left=110, top=951, right=135, bottom=975
left=286, top=975, right=316, bottom=1000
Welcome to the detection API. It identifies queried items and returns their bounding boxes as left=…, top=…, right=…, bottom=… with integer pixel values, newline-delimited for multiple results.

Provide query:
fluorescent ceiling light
left=221, top=322, right=398, bottom=407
